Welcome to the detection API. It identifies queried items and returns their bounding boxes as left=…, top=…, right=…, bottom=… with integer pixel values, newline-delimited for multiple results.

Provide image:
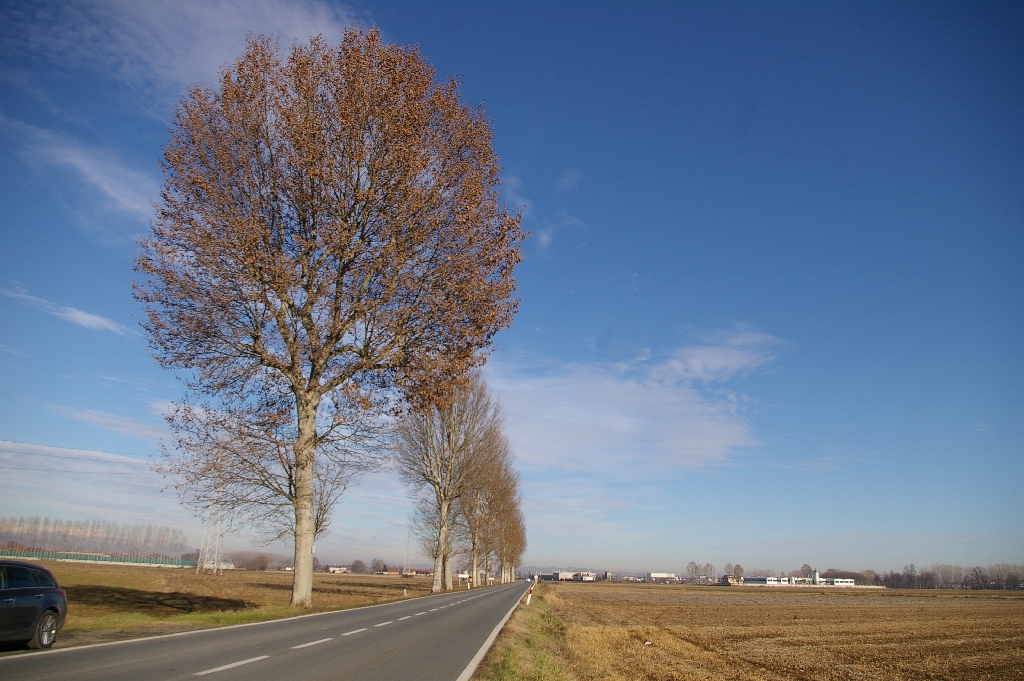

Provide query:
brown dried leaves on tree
left=135, top=29, right=524, bottom=607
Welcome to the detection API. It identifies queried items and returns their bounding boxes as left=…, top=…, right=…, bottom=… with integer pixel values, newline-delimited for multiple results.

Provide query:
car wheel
left=27, top=610, right=59, bottom=650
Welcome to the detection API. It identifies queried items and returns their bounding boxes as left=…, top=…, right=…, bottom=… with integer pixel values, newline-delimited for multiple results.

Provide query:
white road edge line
left=342, top=628, right=367, bottom=636
left=194, top=655, right=270, bottom=676
left=292, top=638, right=332, bottom=649
left=374, top=621, right=393, bottom=627
left=454, top=585, right=529, bottom=681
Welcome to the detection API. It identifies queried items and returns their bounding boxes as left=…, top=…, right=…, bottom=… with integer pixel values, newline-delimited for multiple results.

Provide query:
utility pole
left=402, top=529, right=411, bottom=576
left=196, top=514, right=223, bottom=575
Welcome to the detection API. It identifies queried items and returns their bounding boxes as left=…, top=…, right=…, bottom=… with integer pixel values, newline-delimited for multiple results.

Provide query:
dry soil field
left=476, top=581, right=1024, bottom=681
left=0, top=560, right=433, bottom=654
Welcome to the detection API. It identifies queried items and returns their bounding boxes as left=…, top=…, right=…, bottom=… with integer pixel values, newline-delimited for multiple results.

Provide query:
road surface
left=0, top=581, right=531, bottom=681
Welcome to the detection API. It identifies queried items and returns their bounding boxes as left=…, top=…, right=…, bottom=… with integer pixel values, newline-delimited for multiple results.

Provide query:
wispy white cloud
left=0, top=343, right=28, bottom=357
left=1, top=0, right=360, bottom=107
left=1, top=286, right=130, bottom=334
left=0, top=114, right=160, bottom=241
left=502, top=174, right=534, bottom=218
left=43, top=404, right=168, bottom=441
left=661, top=328, right=782, bottom=383
left=0, top=439, right=195, bottom=531
left=5, top=118, right=156, bottom=219
left=0, top=1, right=360, bottom=243
left=488, top=327, right=782, bottom=473
left=535, top=215, right=582, bottom=250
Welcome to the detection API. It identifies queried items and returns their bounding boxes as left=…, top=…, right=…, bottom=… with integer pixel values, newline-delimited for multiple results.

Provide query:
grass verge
left=472, top=583, right=576, bottom=681
left=0, top=560, right=436, bottom=655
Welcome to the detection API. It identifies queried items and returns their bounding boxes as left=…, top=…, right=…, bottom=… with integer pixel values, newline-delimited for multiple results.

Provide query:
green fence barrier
left=0, top=548, right=195, bottom=567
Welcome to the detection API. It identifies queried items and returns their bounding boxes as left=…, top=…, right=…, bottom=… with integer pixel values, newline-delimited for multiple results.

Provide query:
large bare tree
left=136, top=29, right=524, bottom=607
left=159, top=391, right=381, bottom=546
left=395, top=373, right=504, bottom=592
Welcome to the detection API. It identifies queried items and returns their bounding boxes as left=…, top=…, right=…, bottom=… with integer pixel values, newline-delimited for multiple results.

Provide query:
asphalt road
left=0, top=581, right=531, bottom=681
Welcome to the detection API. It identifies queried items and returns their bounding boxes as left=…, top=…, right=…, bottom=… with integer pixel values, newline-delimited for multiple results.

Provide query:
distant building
left=552, top=571, right=576, bottom=581
left=573, top=572, right=597, bottom=581
left=401, top=568, right=433, bottom=577
left=327, top=565, right=350, bottom=573
left=646, top=572, right=679, bottom=583
left=720, top=574, right=743, bottom=585
left=832, top=578, right=855, bottom=586
left=603, top=571, right=613, bottom=581
left=742, top=576, right=779, bottom=585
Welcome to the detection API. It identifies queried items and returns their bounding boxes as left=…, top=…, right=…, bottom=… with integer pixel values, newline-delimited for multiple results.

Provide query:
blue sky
left=0, top=1, right=1021, bottom=574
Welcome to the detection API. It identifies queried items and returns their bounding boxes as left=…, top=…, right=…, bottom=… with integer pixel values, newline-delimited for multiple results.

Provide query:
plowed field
left=524, top=582, right=1024, bottom=680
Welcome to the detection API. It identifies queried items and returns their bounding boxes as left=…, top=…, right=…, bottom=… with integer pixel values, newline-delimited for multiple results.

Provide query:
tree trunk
left=291, top=395, right=318, bottom=608
left=444, top=550, right=453, bottom=591
left=471, top=539, right=478, bottom=589
left=431, top=499, right=450, bottom=593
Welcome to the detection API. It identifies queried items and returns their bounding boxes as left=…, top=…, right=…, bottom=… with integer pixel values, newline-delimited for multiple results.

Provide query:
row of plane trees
left=395, top=373, right=526, bottom=593
left=163, top=371, right=525, bottom=596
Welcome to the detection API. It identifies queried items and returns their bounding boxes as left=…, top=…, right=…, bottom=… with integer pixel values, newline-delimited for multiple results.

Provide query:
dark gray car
left=0, top=561, right=67, bottom=649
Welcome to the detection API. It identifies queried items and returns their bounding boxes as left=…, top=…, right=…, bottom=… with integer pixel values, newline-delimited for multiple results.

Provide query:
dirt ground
left=511, top=582, right=1024, bottom=681
left=0, top=561, right=435, bottom=654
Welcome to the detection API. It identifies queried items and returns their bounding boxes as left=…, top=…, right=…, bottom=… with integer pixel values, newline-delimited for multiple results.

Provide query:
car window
left=32, top=570, right=56, bottom=588
left=6, top=566, right=36, bottom=589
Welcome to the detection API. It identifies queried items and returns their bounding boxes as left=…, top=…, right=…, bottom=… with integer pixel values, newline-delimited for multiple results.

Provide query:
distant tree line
left=0, top=516, right=188, bottom=561
left=345, top=558, right=389, bottom=574
left=685, top=561, right=721, bottom=580
left=875, top=563, right=1023, bottom=590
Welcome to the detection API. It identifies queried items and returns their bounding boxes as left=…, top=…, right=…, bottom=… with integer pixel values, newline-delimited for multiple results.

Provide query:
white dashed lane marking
left=342, top=628, right=367, bottom=636
left=194, top=656, right=269, bottom=676
left=398, top=616, right=411, bottom=620
left=374, top=621, right=392, bottom=627
left=292, top=638, right=332, bottom=649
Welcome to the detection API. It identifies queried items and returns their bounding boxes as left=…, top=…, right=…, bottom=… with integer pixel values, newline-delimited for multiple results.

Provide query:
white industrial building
left=737, top=571, right=860, bottom=587
left=646, top=572, right=679, bottom=583
left=742, top=576, right=779, bottom=585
